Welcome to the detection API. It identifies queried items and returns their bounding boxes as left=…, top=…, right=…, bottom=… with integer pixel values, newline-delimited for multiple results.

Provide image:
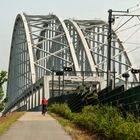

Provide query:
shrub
left=133, top=123, right=140, bottom=140
left=48, top=103, right=73, bottom=120
left=73, top=105, right=124, bottom=138
left=115, top=122, right=134, bottom=140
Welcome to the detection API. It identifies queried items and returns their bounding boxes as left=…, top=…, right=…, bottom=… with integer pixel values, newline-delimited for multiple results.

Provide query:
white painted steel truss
left=7, top=13, right=137, bottom=106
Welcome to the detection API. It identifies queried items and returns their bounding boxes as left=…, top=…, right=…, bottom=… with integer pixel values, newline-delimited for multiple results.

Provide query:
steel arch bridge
left=5, top=13, right=138, bottom=113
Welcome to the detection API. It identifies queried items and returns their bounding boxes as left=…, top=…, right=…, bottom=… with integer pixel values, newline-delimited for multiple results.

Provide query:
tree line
left=0, top=71, right=7, bottom=112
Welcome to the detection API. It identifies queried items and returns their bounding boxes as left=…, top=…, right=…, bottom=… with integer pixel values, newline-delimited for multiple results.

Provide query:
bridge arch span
left=5, top=13, right=138, bottom=113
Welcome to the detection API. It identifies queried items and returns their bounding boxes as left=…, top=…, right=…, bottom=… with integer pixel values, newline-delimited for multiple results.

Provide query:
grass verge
left=0, top=112, right=25, bottom=136
left=49, top=112, right=102, bottom=140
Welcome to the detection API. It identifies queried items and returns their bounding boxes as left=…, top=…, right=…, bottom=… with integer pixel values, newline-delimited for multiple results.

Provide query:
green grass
left=0, top=112, right=25, bottom=135
left=49, top=112, right=70, bottom=127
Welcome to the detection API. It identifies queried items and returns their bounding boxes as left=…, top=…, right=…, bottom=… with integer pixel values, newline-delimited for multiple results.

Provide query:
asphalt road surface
left=0, top=112, right=72, bottom=140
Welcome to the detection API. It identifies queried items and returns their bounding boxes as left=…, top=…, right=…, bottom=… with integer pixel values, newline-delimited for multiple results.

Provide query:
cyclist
left=42, top=97, right=48, bottom=116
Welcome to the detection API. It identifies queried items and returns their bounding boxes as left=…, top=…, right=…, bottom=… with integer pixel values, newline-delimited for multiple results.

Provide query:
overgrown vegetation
left=48, top=103, right=140, bottom=140
left=49, top=112, right=98, bottom=140
left=0, top=112, right=25, bottom=135
left=0, top=71, right=7, bottom=112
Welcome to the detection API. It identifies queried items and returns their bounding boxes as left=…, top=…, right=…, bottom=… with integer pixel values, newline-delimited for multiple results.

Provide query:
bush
left=48, top=103, right=73, bottom=120
left=73, top=105, right=124, bottom=138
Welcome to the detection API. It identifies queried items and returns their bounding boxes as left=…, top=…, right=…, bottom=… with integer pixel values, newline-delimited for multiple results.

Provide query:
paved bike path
left=0, top=112, right=72, bottom=140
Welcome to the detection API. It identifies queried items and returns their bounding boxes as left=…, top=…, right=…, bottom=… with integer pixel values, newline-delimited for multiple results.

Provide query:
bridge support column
left=38, top=88, right=40, bottom=106
left=40, top=88, right=43, bottom=105
left=35, top=90, right=38, bottom=107
left=26, top=95, right=29, bottom=110
left=33, top=92, right=35, bottom=108
left=24, top=96, right=27, bottom=110
left=43, top=76, right=50, bottom=99
left=31, top=92, right=34, bottom=109
left=29, top=93, right=32, bottom=110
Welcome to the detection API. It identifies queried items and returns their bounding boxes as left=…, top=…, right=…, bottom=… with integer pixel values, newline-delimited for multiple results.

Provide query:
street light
left=56, top=71, right=64, bottom=96
left=63, top=67, right=73, bottom=95
left=51, top=67, right=54, bottom=97
left=63, top=67, right=72, bottom=71
left=131, top=68, right=140, bottom=85
left=122, top=73, right=130, bottom=90
left=131, top=68, right=139, bottom=74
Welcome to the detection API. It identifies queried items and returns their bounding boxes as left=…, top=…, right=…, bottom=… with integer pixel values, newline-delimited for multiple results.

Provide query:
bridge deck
left=0, top=112, right=72, bottom=140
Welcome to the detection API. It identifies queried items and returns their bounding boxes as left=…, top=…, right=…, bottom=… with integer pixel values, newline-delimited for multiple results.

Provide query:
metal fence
left=48, top=84, right=140, bottom=116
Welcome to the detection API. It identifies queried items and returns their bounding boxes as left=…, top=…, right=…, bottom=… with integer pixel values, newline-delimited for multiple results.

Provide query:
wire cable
left=114, top=4, right=140, bottom=31
left=116, top=23, right=140, bottom=33
left=115, top=16, right=134, bottom=32
left=123, top=42, right=140, bottom=45
left=123, top=26, right=140, bottom=43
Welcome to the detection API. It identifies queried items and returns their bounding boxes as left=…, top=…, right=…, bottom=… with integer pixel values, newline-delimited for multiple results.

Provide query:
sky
left=0, top=0, right=139, bottom=71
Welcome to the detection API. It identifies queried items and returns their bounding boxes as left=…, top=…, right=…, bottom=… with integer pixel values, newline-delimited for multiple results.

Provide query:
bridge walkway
left=0, top=112, right=72, bottom=140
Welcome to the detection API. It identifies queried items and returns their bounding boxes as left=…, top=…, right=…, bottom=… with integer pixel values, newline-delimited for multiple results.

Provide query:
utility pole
left=107, top=9, right=129, bottom=89
left=107, top=9, right=113, bottom=88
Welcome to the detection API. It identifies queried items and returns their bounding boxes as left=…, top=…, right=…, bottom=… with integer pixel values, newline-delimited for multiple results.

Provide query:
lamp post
left=56, top=71, right=64, bottom=96
left=63, top=68, right=64, bottom=95
left=51, top=67, right=54, bottom=97
left=122, top=73, right=130, bottom=90
left=131, top=68, right=140, bottom=85
left=63, top=67, right=72, bottom=95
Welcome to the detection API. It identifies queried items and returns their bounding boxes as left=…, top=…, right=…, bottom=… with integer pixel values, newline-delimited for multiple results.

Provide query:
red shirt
left=42, top=98, right=48, bottom=105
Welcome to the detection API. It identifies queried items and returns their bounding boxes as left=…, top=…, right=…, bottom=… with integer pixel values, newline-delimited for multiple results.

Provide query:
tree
left=0, top=71, right=7, bottom=112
